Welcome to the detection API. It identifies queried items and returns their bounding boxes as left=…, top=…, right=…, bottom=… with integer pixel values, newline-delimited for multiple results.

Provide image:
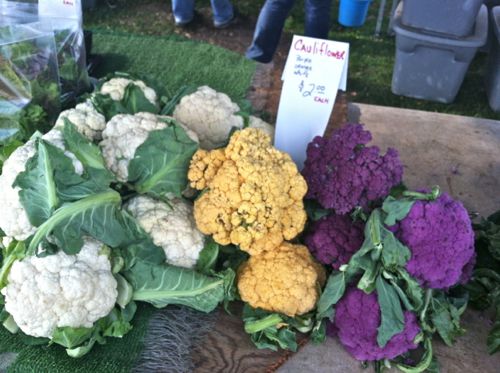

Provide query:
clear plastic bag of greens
left=0, top=1, right=90, bottom=107
left=0, top=22, right=60, bottom=151
left=44, top=16, right=90, bottom=107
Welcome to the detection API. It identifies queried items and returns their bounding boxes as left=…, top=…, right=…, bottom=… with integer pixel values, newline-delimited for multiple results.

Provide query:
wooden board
left=191, top=306, right=308, bottom=373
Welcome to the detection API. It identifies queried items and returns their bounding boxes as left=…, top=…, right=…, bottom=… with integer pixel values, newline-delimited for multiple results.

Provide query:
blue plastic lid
left=393, top=3, right=488, bottom=48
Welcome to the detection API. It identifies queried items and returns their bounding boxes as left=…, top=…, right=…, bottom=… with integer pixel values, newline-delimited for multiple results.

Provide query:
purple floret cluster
left=302, top=124, right=403, bottom=214
left=394, top=192, right=475, bottom=289
left=305, top=214, right=364, bottom=270
left=330, top=287, right=420, bottom=361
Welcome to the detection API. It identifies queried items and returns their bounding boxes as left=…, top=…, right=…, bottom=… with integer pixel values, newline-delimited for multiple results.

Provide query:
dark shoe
left=175, top=20, right=191, bottom=28
left=175, top=10, right=202, bottom=28
left=214, top=17, right=236, bottom=29
left=214, top=8, right=240, bottom=29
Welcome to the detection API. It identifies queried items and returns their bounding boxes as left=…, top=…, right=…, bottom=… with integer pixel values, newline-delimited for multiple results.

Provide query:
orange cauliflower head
left=188, top=128, right=307, bottom=255
left=237, top=243, right=325, bottom=317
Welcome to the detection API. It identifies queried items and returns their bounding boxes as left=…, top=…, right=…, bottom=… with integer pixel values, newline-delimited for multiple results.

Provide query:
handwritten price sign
left=275, top=36, right=349, bottom=168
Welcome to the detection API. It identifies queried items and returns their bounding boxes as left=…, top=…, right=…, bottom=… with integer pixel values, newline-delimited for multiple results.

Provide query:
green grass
left=0, top=304, right=155, bottom=373
left=85, top=0, right=500, bottom=120
left=91, top=31, right=255, bottom=102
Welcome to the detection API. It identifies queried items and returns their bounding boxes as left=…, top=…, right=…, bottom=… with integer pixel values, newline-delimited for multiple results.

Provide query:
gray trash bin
left=401, top=0, right=484, bottom=38
left=486, top=7, right=500, bottom=111
left=392, top=4, right=488, bottom=104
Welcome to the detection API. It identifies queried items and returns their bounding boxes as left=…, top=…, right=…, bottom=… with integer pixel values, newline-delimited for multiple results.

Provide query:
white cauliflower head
left=173, top=85, right=243, bottom=150
left=54, top=99, right=106, bottom=142
left=99, top=112, right=198, bottom=182
left=1, top=237, right=118, bottom=338
left=248, top=116, right=275, bottom=143
left=0, top=129, right=83, bottom=241
left=100, top=77, right=158, bottom=107
left=125, top=195, right=205, bottom=268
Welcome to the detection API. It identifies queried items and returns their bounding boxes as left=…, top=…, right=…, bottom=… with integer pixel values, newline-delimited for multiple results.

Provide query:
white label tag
left=275, top=35, right=349, bottom=168
left=38, top=0, right=82, bottom=20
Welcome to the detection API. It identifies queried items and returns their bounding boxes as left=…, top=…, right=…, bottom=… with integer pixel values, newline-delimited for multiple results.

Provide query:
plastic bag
left=0, top=22, right=60, bottom=146
left=45, top=17, right=90, bottom=106
left=0, top=1, right=90, bottom=107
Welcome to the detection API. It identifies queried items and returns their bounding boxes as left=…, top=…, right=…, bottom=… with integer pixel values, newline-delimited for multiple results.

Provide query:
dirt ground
left=169, top=6, right=348, bottom=130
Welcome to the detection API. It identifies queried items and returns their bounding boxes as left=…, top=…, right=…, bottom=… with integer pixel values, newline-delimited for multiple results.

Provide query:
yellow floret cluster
left=188, top=128, right=324, bottom=317
left=188, top=128, right=308, bottom=256
left=237, top=243, right=325, bottom=317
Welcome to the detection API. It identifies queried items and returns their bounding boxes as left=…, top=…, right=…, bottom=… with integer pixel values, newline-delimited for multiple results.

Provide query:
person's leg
left=304, top=0, right=333, bottom=38
left=246, top=0, right=296, bottom=63
left=172, top=0, right=195, bottom=25
left=211, top=0, right=234, bottom=27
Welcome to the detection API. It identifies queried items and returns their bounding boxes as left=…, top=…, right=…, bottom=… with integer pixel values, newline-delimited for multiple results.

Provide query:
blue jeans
left=246, top=0, right=333, bottom=63
left=171, top=0, right=234, bottom=26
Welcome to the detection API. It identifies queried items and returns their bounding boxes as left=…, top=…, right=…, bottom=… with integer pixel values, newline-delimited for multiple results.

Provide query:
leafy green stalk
left=128, top=123, right=198, bottom=198
left=376, top=275, right=405, bottom=347
left=125, top=260, right=233, bottom=313
left=2, top=315, right=19, bottom=334
left=383, top=186, right=440, bottom=226
left=0, top=241, right=26, bottom=289
left=401, top=187, right=440, bottom=201
left=115, top=274, right=134, bottom=309
left=62, top=119, right=108, bottom=171
left=395, top=338, right=434, bottom=373
left=27, top=190, right=122, bottom=255
left=159, top=85, right=197, bottom=116
left=51, top=302, right=137, bottom=358
left=242, top=306, right=300, bottom=352
left=244, top=314, right=283, bottom=334
left=195, top=239, right=220, bottom=275
left=91, top=83, right=159, bottom=121
left=14, top=140, right=63, bottom=226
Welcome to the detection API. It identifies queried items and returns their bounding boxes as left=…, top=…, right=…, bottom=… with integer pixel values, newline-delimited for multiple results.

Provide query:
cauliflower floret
left=302, top=124, right=403, bottom=214
left=100, top=77, right=158, bottom=107
left=332, top=287, right=420, bottom=361
left=100, top=112, right=198, bottom=183
left=248, top=116, right=275, bottom=143
left=305, top=214, right=365, bottom=270
left=0, top=129, right=83, bottom=240
left=237, top=243, right=325, bottom=317
left=54, top=99, right=106, bottom=142
left=393, top=192, right=475, bottom=289
left=1, top=237, right=118, bottom=338
left=125, top=195, right=204, bottom=268
left=173, top=86, right=243, bottom=150
left=188, top=128, right=307, bottom=255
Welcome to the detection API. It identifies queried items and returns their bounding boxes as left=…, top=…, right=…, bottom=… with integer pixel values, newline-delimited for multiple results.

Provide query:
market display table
left=189, top=104, right=500, bottom=373
left=278, top=102, right=500, bottom=372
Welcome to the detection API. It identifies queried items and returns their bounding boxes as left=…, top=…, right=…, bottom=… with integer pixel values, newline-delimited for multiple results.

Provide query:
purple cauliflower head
left=305, top=214, right=364, bottom=270
left=331, top=287, right=420, bottom=361
left=394, top=192, right=475, bottom=289
left=302, top=124, right=403, bottom=214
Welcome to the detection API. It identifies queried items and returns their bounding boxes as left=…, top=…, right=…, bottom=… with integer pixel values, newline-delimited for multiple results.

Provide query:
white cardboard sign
left=274, top=35, right=349, bottom=169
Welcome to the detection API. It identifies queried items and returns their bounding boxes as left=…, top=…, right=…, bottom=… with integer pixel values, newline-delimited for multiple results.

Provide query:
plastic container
left=391, top=4, right=488, bottom=104
left=338, top=0, right=372, bottom=27
left=486, top=7, right=500, bottom=111
left=401, top=0, right=483, bottom=38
